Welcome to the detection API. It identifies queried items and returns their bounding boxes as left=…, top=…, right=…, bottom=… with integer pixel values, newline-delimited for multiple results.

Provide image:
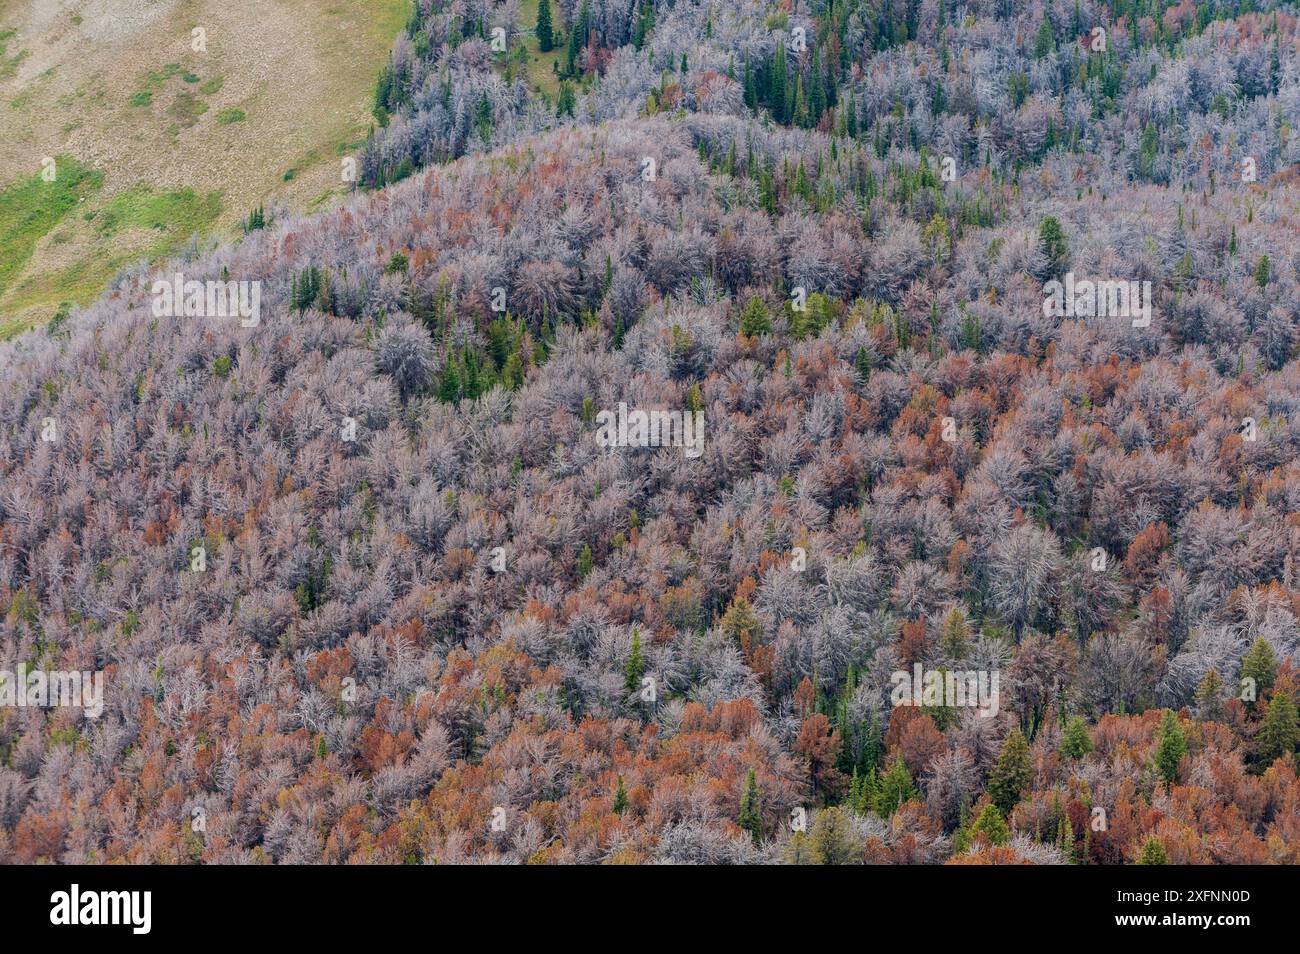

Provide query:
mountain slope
left=0, top=0, right=408, bottom=337
left=2, top=0, right=1300, bottom=864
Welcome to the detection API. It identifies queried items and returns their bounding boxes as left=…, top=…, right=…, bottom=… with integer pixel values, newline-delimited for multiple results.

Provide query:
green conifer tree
left=623, top=628, right=645, bottom=696
left=1060, top=715, right=1093, bottom=760
left=1154, top=710, right=1186, bottom=784
left=738, top=768, right=763, bottom=844
left=1255, top=254, right=1271, bottom=288
left=738, top=295, right=772, bottom=337
left=1241, top=637, right=1278, bottom=706
left=988, top=728, right=1033, bottom=815
left=1055, top=812, right=1075, bottom=863
left=1195, top=668, right=1226, bottom=721
left=873, top=755, right=918, bottom=816
left=1137, top=836, right=1168, bottom=865
left=1038, top=215, right=1069, bottom=276
left=536, top=0, right=554, bottom=52
left=972, top=803, right=1010, bottom=846
left=1257, top=689, right=1299, bottom=766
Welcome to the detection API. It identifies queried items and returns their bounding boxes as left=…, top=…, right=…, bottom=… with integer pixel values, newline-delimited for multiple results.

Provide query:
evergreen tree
left=937, top=606, right=970, bottom=659
left=988, top=728, right=1033, bottom=815
left=1255, top=254, right=1271, bottom=288
left=739, top=295, right=772, bottom=336
left=536, top=0, right=554, bottom=52
left=1241, top=637, right=1278, bottom=706
left=502, top=351, right=524, bottom=390
left=809, top=46, right=827, bottom=123
left=557, top=80, right=576, bottom=117
left=1137, top=836, right=1168, bottom=865
left=1154, top=710, right=1186, bottom=785
left=632, top=0, right=655, bottom=49
left=873, top=754, right=918, bottom=816
left=1055, top=812, right=1075, bottom=863
left=770, top=41, right=787, bottom=122
left=1139, top=122, right=1159, bottom=179
left=1257, top=689, right=1299, bottom=766
left=577, top=542, right=594, bottom=579
left=1034, top=17, right=1055, bottom=57
left=686, top=382, right=703, bottom=414
left=1038, top=215, right=1069, bottom=277
left=1194, top=668, right=1226, bottom=721
left=738, top=768, right=763, bottom=844
left=1060, top=715, right=1093, bottom=760
left=567, top=1, right=589, bottom=76
left=438, top=358, right=461, bottom=403
left=623, top=628, right=645, bottom=696
left=807, top=806, right=860, bottom=864
left=972, top=802, right=1010, bottom=846
left=720, top=593, right=761, bottom=645
left=612, top=775, right=628, bottom=815
left=854, top=345, right=873, bottom=383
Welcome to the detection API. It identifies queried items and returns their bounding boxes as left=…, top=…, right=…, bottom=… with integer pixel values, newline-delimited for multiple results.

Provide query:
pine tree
left=770, top=41, right=787, bottom=123
left=556, top=80, right=576, bottom=117
left=937, top=606, right=970, bottom=659
left=612, top=775, right=628, bottom=815
left=738, top=768, right=763, bottom=844
left=1034, top=17, right=1055, bottom=57
left=1255, top=254, right=1271, bottom=288
left=686, top=382, right=703, bottom=414
left=1055, top=812, right=1075, bottom=863
left=808, top=46, right=827, bottom=123
left=1038, top=215, right=1069, bottom=277
left=577, top=542, right=593, bottom=579
left=854, top=345, right=873, bottom=384
left=461, top=347, right=482, bottom=398
left=988, top=728, right=1033, bottom=815
left=1137, top=836, right=1168, bottom=865
left=1060, top=715, right=1093, bottom=759
left=1154, top=710, right=1186, bottom=785
left=536, top=0, right=554, bottom=52
left=623, top=628, right=645, bottom=696
left=566, top=1, right=589, bottom=76
left=1194, top=668, right=1226, bottom=721
left=873, top=754, right=918, bottom=816
left=1139, top=122, right=1159, bottom=179
left=1241, top=637, right=1278, bottom=706
left=1257, top=689, right=1299, bottom=766
left=502, top=352, right=524, bottom=390
left=720, top=593, right=761, bottom=645
left=738, top=295, right=772, bottom=337
left=972, top=802, right=1010, bottom=846
left=438, top=358, right=461, bottom=403
left=632, top=0, right=655, bottom=49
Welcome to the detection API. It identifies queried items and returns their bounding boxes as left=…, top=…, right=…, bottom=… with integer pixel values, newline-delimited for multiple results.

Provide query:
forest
left=0, top=0, right=1299, bottom=864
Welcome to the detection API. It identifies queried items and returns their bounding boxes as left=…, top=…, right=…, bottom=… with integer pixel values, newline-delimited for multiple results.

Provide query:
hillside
left=1, top=0, right=1300, bottom=866
left=0, top=0, right=409, bottom=338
